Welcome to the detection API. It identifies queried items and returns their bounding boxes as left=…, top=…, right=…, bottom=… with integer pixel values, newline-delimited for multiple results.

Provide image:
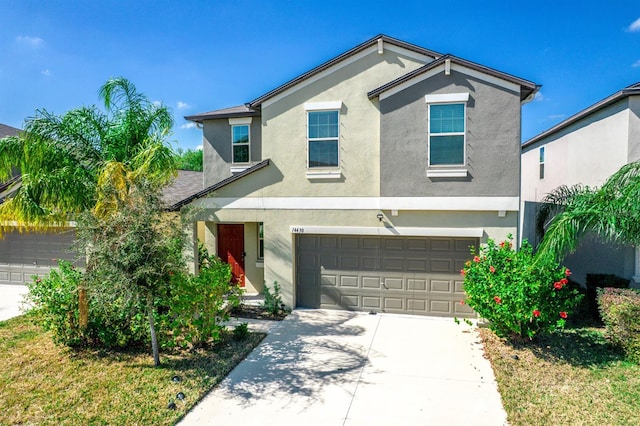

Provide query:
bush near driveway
left=598, top=287, right=640, bottom=364
left=461, top=237, right=582, bottom=340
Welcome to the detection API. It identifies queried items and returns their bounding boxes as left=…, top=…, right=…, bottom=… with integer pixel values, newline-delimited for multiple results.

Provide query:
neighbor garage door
left=296, top=234, right=476, bottom=318
left=0, top=228, right=79, bottom=285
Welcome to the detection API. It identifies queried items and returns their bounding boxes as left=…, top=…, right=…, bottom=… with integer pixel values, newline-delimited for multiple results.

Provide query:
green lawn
left=481, top=325, right=640, bottom=425
left=0, top=314, right=264, bottom=425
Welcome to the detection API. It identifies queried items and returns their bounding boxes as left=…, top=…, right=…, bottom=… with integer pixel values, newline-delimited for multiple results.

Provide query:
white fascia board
left=194, top=196, right=519, bottom=211
left=262, top=46, right=378, bottom=108
left=304, top=101, right=343, bottom=111
left=290, top=225, right=483, bottom=238
left=228, top=117, right=253, bottom=125
left=425, top=93, right=470, bottom=103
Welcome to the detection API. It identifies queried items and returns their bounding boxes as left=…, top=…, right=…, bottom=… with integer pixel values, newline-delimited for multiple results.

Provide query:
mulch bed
left=229, top=304, right=288, bottom=321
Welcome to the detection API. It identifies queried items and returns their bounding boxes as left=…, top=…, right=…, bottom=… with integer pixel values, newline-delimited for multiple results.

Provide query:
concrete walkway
left=0, top=284, right=29, bottom=322
left=180, top=309, right=508, bottom=426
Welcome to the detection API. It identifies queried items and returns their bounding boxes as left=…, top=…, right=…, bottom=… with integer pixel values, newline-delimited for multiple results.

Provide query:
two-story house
left=174, top=35, right=538, bottom=317
left=521, top=82, right=640, bottom=285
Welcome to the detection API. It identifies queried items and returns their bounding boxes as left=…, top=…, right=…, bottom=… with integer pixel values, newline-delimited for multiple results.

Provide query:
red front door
left=217, top=224, right=245, bottom=286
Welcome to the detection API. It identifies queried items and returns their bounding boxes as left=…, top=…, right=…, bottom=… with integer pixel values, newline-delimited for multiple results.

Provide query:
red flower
left=554, top=281, right=563, bottom=290
left=494, top=296, right=502, bottom=304
left=460, top=300, right=465, bottom=305
left=565, top=269, right=571, bottom=277
left=533, top=310, right=541, bottom=318
left=473, top=256, right=481, bottom=263
left=560, top=278, right=568, bottom=285
left=559, top=311, right=568, bottom=319
left=499, top=241, right=505, bottom=248
left=489, top=266, right=496, bottom=273
left=460, top=269, right=466, bottom=277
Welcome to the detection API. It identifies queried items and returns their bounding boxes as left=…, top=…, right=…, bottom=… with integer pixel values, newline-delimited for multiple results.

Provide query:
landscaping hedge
left=597, top=287, right=640, bottom=364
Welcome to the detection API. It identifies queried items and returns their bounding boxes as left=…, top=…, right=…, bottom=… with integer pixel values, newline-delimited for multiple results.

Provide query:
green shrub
left=597, top=287, right=640, bottom=364
left=26, top=261, right=149, bottom=348
left=233, top=322, right=249, bottom=340
left=164, top=256, right=242, bottom=349
left=263, top=281, right=284, bottom=315
left=586, top=274, right=630, bottom=322
left=462, top=237, right=582, bottom=340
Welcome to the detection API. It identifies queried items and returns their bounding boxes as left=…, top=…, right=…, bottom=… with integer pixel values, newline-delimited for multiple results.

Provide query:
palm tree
left=536, top=161, right=640, bottom=261
left=0, top=77, right=177, bottom=228
left=0, top=77, right=178, bottom=366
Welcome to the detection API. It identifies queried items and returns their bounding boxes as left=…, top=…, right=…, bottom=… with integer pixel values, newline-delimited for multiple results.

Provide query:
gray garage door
left=296, top=234, right=477, bottom=318
left=0, top=228, right=79, bottom=285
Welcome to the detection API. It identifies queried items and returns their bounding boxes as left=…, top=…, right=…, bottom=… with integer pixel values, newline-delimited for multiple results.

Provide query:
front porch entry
left=217, top=224, right=245, bottom=286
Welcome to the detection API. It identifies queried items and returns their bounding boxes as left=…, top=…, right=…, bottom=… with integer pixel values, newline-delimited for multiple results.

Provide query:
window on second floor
left=232, top=124, right=250, bottom=164
left=428, top=103, right=465, bottom=166
left=539, top=147, right=545, bottom=179
left=308, top=110, right=339, bottom=168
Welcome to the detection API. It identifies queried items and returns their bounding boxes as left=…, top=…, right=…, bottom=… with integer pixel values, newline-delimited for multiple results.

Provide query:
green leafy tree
left=76, top=182, right=187, bottom=366
left=536, top=161, right=640, bottom=261
left=175, top=148, right=203, bottom=171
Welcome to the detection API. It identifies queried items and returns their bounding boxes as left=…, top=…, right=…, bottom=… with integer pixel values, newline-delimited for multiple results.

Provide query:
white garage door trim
left=290, top=225, right=483, bottom=238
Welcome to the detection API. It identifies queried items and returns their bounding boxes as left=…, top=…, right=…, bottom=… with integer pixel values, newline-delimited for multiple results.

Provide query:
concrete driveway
left=0, top=284, right=29, bottom=322
left=180, top=309, right=508, bottom=426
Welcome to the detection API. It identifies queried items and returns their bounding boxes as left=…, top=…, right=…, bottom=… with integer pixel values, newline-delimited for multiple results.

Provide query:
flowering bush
left=461, top=237, right=582, bottom=340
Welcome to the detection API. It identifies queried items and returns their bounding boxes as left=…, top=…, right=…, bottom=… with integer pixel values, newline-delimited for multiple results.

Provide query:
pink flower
left=533, top=310, right=541, bottom=318
left=460, top=269, right=466, bottom=277
left=489, top=266, right=496, bottom=273
left=494, top=296, right=502, bottom=304
left=554, top=281, right=563, bottom=290
left=473, top=256, right=481, bottom=263
left=559, top=311, right=568, bottom=319
left=565, top=269, right=572, bottom=277
left=560, top=278, right=568, bottom=285
left=460, top=300, right=465, bottom=305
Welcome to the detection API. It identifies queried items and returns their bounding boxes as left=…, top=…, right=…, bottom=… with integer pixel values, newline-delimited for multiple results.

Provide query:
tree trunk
left=78, top=286, right=88, bottom=330
left=147, top=292, right=160, bottom=367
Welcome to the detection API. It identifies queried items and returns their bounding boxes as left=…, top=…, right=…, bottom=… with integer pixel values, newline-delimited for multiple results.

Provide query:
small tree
left=77, top=182, right=186, bottom=366
left=462, top=237, right=581, bottom=340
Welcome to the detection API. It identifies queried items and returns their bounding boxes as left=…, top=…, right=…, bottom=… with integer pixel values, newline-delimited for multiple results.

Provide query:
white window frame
left=425, top=93, right=469, bottom=177
left=539, top=147, right=545, bottom=179
left=305, top=102, right=342, bottom=170
left=229, top=117, right=252, bottom=165
left=257, top=222, right=264, bottom=260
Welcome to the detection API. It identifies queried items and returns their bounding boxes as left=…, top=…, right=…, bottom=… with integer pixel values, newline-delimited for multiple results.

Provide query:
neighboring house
left=521, top=82, right=640, bottom=285
left=177, top=34, right=538, bottom=317
left=0, top=123, right=204, bottom=285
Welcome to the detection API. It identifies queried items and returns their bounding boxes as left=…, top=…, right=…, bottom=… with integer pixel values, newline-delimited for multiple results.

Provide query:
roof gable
left=367, top=54, right=539, bottom=102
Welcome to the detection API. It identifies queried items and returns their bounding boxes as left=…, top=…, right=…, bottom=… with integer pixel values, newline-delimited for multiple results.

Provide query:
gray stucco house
left=177, top=34, right=538, bottom=317
left=521, top=82, right=640, bottom=286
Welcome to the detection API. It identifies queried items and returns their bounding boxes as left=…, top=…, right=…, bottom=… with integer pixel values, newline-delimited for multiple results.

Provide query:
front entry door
left=217, top=224, right=245, bottom=286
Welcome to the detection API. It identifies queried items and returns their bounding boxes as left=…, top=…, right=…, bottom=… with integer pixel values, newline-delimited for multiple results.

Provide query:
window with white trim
left=539, top=147, right=545, bottom=179
left=307, top=110, right=339, bottom=168
left=231, top=124, right=250, bottom=164
left=428, top=103, right=465, bottom=166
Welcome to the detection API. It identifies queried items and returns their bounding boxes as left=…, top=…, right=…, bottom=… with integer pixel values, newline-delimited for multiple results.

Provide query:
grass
left=480, top=324, right=640, bottom=425
left=0, top=313, right=265, bottom=425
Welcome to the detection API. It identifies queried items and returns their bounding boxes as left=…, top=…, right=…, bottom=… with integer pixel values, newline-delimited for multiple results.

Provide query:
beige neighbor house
left=175, top=34, right=539, bottom=317
left=521, top=82, right=640, bottom=286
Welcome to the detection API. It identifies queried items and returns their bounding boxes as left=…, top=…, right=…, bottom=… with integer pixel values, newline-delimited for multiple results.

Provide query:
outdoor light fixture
left=376, top=212, right=384, bottom=221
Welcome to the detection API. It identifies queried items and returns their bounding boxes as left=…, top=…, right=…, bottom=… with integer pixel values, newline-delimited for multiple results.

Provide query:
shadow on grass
left=505, top=326, right=624, bottom=368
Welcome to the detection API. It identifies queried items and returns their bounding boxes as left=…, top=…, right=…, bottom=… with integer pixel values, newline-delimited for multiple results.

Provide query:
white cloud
left=628, top=17, right=640, bottom=32
left=632, top=59, right=640, bottom=68
left=180, top=122, right=197, bottom=129
left=41, top=69, right=52, bottom=76
left=196, top=144, right=203, bottom=151
left=547, top=114, right=566, bottom=121
left=152, top=100, right=162, bottom=107
left=177, top=101, right=190, bottom=109
left=534, top=91, right=547, bottom=102
left=16, top=35, right=44, bottom=47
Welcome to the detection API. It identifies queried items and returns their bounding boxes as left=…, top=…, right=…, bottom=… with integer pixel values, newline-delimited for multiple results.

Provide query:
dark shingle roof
left=0, top=123, right=21, bottom=139
left=522, top=82, right=640, bottom=148
left=185, top=105, right=260, bottom=123
left=167, top=159, right=270, bottom=211
left=161, top=170, right=204, bottom=207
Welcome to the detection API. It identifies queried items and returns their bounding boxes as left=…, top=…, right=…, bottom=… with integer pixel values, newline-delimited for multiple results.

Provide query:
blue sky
left=1, top=1, right=639, bottom=151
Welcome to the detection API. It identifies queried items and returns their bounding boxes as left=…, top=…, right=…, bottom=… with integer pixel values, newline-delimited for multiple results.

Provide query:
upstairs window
left=307, top=110, right=339, bottom=168
left=428, top=103, right=465, bottom=166
left=231, top=124, right=250, bottom=164
left=539, top=147, right=545, bottom=179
